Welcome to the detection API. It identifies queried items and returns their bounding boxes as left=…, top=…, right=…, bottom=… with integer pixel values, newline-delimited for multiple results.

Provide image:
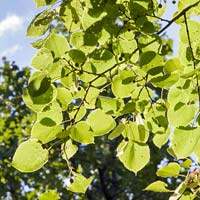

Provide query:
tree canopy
left=2, top=0, right=200, bottom=199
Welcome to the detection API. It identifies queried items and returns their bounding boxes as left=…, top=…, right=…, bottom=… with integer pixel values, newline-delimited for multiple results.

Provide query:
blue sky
left=0, top=1, right=179, bottom=68
left=0, top=0, right=37, bottom=67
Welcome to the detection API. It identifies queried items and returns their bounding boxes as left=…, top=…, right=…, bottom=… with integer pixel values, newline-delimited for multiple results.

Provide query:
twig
left=146, top=14, right=170, bottom=23
left=157, top=0, right=200, bottom=35
left=62, top=141, right=73, bottom=176
left=72, top=83, right=91, bottom=124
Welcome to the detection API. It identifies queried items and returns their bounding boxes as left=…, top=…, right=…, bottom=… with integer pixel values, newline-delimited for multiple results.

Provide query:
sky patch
left=0, top=15, right=23, bottom=37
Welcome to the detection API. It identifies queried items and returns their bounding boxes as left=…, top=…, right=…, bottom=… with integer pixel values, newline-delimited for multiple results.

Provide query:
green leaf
left=144, top=181, right=171, bottom=192
left=179, top=191, right=196, bottom=200
left=89, top=49, right=116, bottom=74
left=168, top=104, right=196, bottom=127
left=122, top=122, right=149, bottom=143
left=112, top=33, right=138, bottom=55
left=70, top=31, right=85, bottom=48
left=68, top=49, right=86, bottom=64
left=180, top=159, right=192, bottom=169
left=60, top=1, right=83, bottom=32
left=23, top=74, right=56, bottom=112
left=31, top=48, right=53, bottom=71
left=180, top=20, right=200, bottom=44
left=171, top=127, right=200, bottom=159
left=61, top=139, right=78, bottom=160
left=108, top=122, right=125, bottom=140
left=169, top=182, right=187, bottom=200
left=117, top=140, right=150, bottom=173
left=23, top=86, right=56, bottom=112
left=168, top=87, right=190, bottom=107
left=31, top=39, right=44, bottom=49
left=39, top=190, right=60, bottom=200
left=44, top=33, right=69, bottom=58
left=28, top=73, right=51, bottom=96
left=87, top=109, right=116, bottom=136
left=156, top=162, right=180, bottom=178
left=61, top=67, right=76, bottom=89
left=85, top=87, right=100, bottom=109
left=139, top=51, right=164, bottom=75
left=12, top=139, right=48, bottom=172
left=164, top=58, right=184, bottom=74
left=69, top=106, right=87, bottom=122
left=153, top=129, right=170, bottom=149
left=97, top=96, right=120, bottom=115
left=36, top=101, right=63, bottom=125
left=141, top=21, right=155, bottom=33
left=70, top=121, right=94, bottom=144
left=31, top=122, right=62, bottom=144
left=194, top=139, right=200, bottom=162
left=27, top=10, right=54, bottom=37
left=56, top=87, right=72, bottom=110
left=48, top=60, right=63, bottom=81
left=34, top=0, right=57, bottom=8
left=150, top=73, right=179, bottom=88
left=67, top=172, right=93, bottom=194
left=112, top=71, right=135, bottom=98
left=178, top=0, right=199, bottom=13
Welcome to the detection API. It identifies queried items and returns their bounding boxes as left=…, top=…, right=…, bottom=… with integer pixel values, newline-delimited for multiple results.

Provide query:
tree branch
left=157, top=0, right=200, bottom=35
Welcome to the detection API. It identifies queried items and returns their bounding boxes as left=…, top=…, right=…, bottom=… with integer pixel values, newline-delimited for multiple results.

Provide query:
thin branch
left=146, top=14, right=170, bottom=23
left=157, top=0, right=200, bottom=35
left=148, top=0, right=170, bottom=23
left=72, top=83, right=91, bottom=124
left=62, top=141, right=73, bottom=175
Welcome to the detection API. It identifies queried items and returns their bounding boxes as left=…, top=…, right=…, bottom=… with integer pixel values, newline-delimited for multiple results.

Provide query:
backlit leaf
left=31, top=48, right=53, bottom=71
left=67, top=172, right=93, bottom=193
left=70, top=121, right=94, bottom=144
left=36, top=101, right=63, bottom=125
left=117, top=140, right=150, bottom=173
left=145, top=181, right=171, bottom=192
left=156, top=162, right=180, bottom=178
left=112, top=72, right=135, bottom=98
left=61, top=139, right=78, bottom=160
left=168, top=104, right=196, bottom=127
left=108, top=122, right=125, bottom=140
left=27, top=10, right=54, bottom=37
left=151, top=73, right=179, bottom=88
left=39, top=190, right=60, bottom=200
left=44, top=33, right=69, bottom=58
left=31, top=122, right=62, bottom=144
left=12, top=139, right=48, bottom=172
left=171, top=127, right=200, bottom=159
left=34, top=0, right=57, bottom=8
left=87, top=109, right=116, bottom=136
left=56, top=87, right=72, bottom=110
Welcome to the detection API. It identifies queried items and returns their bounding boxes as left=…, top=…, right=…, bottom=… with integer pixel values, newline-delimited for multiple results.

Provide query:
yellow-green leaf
left=12, top=139, right=48, bottom=172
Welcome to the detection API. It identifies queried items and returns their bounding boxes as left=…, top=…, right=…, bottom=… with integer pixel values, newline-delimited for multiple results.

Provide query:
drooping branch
left=157, top=0, right=200, bottom=35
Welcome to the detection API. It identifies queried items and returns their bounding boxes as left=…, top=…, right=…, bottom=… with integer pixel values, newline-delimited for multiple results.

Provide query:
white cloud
left=0, top=15, right=23, bottom=37
left=0, top=44, right=21, bottom=58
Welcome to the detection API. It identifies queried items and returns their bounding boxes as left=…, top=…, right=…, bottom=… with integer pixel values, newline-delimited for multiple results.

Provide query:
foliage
left=0, top=60, right=172, bottom=200
left=0, top=59, right=73, bottom=199
left=8, top=0, right=200, bottom=199
left=0, top=59, right=32, bottom=198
